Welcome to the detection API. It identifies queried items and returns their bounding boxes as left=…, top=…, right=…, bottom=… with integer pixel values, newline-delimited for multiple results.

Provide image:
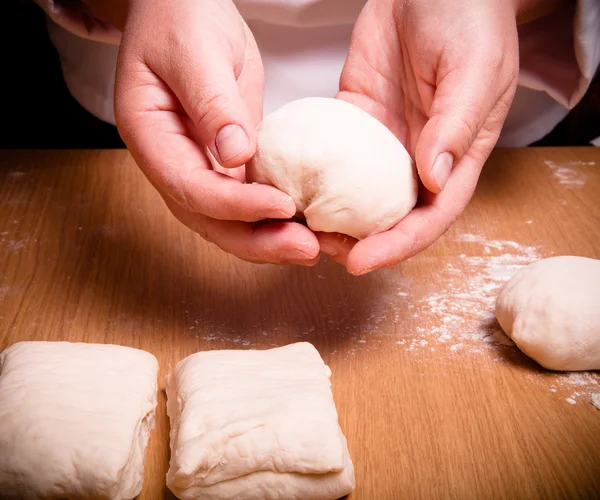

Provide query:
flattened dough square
left=0, top=341, right=159, bottom=500
left=165, top=342, right=355, bottom=500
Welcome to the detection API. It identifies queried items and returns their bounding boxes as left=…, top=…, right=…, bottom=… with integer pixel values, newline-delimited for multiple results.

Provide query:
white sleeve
left=498, top=0, right=600, bottom=146
left=34, top=0, right=121, bottom=44
left=518, top=0, right=600, bottom=109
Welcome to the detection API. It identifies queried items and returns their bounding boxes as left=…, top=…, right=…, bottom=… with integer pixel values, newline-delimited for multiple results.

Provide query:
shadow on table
left=475, top=149, right=528, bottom=201
left=0, top=152, right=406, bottom=354
left=478, top=316, right=558, bottom=378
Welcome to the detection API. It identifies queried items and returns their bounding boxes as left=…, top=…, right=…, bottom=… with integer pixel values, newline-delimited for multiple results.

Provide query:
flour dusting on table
left=184, top=226, right=600, bottom=407
left=381, top=231, right=600, bottom=406
left=0, top=232, right=30, bottom=252
left=402, top=233, right=538, bottom=355
left=529, top=373, right=600, bottom=407
left=544, top=160, right=595, bottom=188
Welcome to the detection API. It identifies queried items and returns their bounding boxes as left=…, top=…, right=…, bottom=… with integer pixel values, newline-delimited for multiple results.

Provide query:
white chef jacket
left=36, top=0, right=600, bottom=147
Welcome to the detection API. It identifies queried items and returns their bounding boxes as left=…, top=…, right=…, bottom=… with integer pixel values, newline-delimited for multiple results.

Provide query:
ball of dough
left=495, top=256, right=600, bottom=371
left=247, top=97, right=418, bottom=240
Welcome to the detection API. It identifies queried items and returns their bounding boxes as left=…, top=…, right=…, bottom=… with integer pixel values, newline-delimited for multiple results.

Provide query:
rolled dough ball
left=247, top=97, right=418, bottom=240
left=495, top=256, right=600, bottom=371
left=165, top=342, right=355, bottom=500
left=0, top=341, right=159, bottom=499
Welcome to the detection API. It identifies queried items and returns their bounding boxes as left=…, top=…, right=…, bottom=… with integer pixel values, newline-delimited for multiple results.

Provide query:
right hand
left=318, top=0, right=519, bottom=275
left=113, top=0, right=320, bottom=266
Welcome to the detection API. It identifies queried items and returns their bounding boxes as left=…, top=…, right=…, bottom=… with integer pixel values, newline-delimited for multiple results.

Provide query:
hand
left=319, top=0, right=519, bottom=274
left=111, top=0, right=320, bottom=266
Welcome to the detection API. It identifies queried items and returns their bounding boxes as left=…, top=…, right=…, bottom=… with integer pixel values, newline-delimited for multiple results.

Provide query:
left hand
left=86, top=0, right=321, bottom=267
left=318, top=0, right=520, bottom=275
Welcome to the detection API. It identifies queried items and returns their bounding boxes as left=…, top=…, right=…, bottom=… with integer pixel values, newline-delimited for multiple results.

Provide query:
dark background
left=1, top=0, right=124, bottom=149
left=1, top=0, right=599, bottom=150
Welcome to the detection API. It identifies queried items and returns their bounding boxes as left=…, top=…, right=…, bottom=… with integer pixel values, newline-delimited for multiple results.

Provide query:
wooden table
left=1, top=148, right=599, bottom=499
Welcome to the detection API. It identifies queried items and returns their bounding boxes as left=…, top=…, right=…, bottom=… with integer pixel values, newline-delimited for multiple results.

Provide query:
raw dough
left=0, top=341, right=159, bottom=499
left=247, top=97, right=418, bottom=240
left=495, top=256, right=600, bottom=371
left=165, top=342, right=355, bottom=500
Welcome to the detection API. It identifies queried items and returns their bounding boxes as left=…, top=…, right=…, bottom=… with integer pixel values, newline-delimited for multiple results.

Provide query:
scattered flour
left=100, top=226, right=120, bottom=238
left=7, top=171, right=26, bottom=179
left=0, top=285, right=20, bottom=296
left=591, top=394, right=600, bottom=410
left=544, top=159, right=594, bottom=188
left=387, top=232, right=600, bottom=406
left=404, top=233, right=539, bottom=356
left=0, top=234, right=30, bottom=252
left=529, top=370, right=600, bottom=406
left=183, top=229, right=600, bottom=407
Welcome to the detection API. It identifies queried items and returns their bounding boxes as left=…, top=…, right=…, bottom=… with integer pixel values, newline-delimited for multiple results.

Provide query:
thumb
left=415, top=55, right=517, bottom=194
left=158, top=26, right=260, bottom=169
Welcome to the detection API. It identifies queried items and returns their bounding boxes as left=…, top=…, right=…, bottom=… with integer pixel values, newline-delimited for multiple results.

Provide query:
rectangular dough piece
left=165, top=342, right=355, bottom=500
left=0, top=341, right=159, bottom=500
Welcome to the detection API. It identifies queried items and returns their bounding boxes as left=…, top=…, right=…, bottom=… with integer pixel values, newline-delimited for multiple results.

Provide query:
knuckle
left=440, top=114, right=479, bottom=155
left=455, top=114, right=479, bottom=143
left=217, top=181, right=242, bottom=218
left=177, top=170, right=198, bottom=214
left=242, top=227, right=268, bottom=263
left=189, top=92, right=231, bottom=138
left=113, top=95, right=136, bottom=144
left=193, top=222, right=213, bottom=243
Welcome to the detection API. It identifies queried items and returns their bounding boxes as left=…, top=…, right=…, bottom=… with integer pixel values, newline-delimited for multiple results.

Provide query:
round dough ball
left=495, top=256, right=600, bottom=371
left=247, top=97, right=418, bottom=240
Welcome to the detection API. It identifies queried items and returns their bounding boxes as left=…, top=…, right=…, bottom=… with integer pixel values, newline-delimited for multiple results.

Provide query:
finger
left=181, top=166, right=296, bottom=222
left=415, top=37, right=518, bottom=194
left=195, top=21, right=263, bottom=184
left=203, top=147, right=246, bottom=183
left=169, top=202, right=320, bottom=264
left=345, top=151, right=480, bottom=275
left=243, top=256, right=321, bottom=267
left=346, top=204, right=446, bottom=275
left=153, top=8, right=263, bottom=168
left=115, top=63, right=293, bottom=222
left=202, top=220, right=320, bottom=264
left=316, top=232, right=356, bottom=267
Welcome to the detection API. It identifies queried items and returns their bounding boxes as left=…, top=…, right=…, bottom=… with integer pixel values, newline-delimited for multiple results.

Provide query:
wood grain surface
left=1, top=148, right=599, bottom=500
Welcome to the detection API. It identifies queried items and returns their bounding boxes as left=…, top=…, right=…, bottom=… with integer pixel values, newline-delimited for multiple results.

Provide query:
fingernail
left=352, top=267, right=372, bottom=276
left=215, top=124, right=249, bottom=163
left=288, top=259, right=316, bottom=267
left=281, top=196, right=297, bottom=217
left=432, top=152, right=454, bottom=191
left=320, top=243, right=339, bottom=257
